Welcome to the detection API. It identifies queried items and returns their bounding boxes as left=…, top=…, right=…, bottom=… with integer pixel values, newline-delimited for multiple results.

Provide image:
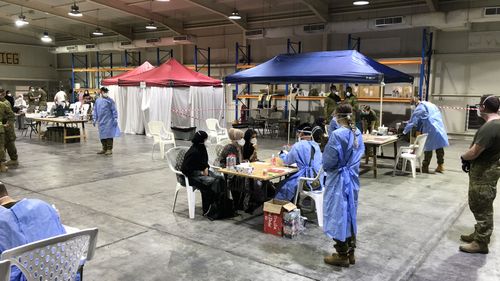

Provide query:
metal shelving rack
left=194, top=45, right=211, bottom=76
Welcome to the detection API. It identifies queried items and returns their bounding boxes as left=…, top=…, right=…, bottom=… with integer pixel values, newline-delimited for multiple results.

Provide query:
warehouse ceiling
left=0, top=0, right=498, bottom=45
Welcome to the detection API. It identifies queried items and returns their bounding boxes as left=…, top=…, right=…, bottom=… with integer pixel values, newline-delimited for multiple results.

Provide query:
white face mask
left=237, top=139, right=245, bottom=146
left=102, top=93, right=109, bottom=98
left=476, top=107, right=482, bottom=118
left=204, top=140, right=211, bottom=146
left=250, top=138, right=257, bottom=145
left=346, top=92, right=351, bottom=97
left=410, top=105, right=415, bottom=110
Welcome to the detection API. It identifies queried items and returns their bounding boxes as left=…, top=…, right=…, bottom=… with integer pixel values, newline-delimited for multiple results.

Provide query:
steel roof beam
left=87, top=0, right=184, bottom=35
left=299, top=0, right=329, bottom=22
left=0, top=0, right=134, bottom=40
left=183, top=0, right=247, bottom=31
left=425, top=0, right=439, bottom=12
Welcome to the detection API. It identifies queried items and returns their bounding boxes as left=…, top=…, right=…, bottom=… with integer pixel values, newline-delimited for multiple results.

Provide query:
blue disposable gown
left=403, top=101, right=449, bottom=151
left=93, top=97, right=120, bottom=139
left=275, top=140, right=322, bottom=201
left=0, top=199, right=66, bottom=281
left=323, top=126, right=364, bottom=242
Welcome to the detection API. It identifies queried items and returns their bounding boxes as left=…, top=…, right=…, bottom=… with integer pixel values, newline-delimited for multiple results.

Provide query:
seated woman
left=241, top=129, right=267, bottom=212
left=276, top=124, right=322, bottom=201
left=218, top=128, right=246, bottom=210
left=312, top=117, right=327, bottom=151
left=181, top=131, right=233, bottom=220
left=242, top=129, right=258, bottom=162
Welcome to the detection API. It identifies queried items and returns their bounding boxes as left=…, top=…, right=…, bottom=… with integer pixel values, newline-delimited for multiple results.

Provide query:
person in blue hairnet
left=323, top=104, right=365, bottom=268
left=93, top=87, right=120, bottom=155
left=0, top=183, right=67, bottom=281
left=403, top=96, right=449, bottom=173
left=275, top=124, right=322, bottom=202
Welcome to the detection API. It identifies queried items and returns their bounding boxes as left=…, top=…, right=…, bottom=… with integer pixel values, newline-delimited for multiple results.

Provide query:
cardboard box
left=263, top=199, right=297, bottom=237
left=283, top=209, right=302, bottom=239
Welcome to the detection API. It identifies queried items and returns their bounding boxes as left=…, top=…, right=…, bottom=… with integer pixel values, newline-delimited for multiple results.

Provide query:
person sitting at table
left=0, top=183, right=67, bottom=281
left=181, top=131, right=234, bottom=220
left=218, top=128, right=247, bottom=210
left=242, top=129, right=258, bottom=162
left=275, top=124, right=322, bottom=202
left=312, top=117, right=327, bottom=151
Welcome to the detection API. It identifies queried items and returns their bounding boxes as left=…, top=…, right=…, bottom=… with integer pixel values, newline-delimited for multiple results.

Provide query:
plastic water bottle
left=271, top=154, right=276, bottom=166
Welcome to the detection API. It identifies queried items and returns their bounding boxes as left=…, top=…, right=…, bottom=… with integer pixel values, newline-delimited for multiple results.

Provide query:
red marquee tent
left=101, top=61, right=155, bottom=86
left=118, top=58, right=221, bottom=87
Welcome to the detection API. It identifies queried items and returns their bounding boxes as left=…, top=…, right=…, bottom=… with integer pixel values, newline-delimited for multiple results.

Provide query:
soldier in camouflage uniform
left=38, top=87, right=48, bottom=111
left=324, top=85, right=341, bottom=122
left=0, top=89, right=18, bottom=167
left=27, top=86, right=41, bottom=113
left=0, top=89, right=15, bottom=172
left=343, top=86, right=359, bottom=124
left=460, top=95, right=500, bottom=254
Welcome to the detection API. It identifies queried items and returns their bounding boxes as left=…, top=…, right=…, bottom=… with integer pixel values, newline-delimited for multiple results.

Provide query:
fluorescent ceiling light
left=68, top=4, right=83, bottom=17
left=353, top=1, right=370, bottom=5
left=228, top=9, right=241, bottom=20
left=41, top=32, right=52, bottom=43
left=15, top=15, right=29, bottom=27
left=146, top=21, right=157, bottom=30
left=92, top=27, right=103, bottom=36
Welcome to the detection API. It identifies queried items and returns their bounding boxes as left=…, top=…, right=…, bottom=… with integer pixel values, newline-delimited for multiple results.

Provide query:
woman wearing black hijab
left=242, top=129, right=258, bottom=162
left=181, top=131, right=233, bottom=219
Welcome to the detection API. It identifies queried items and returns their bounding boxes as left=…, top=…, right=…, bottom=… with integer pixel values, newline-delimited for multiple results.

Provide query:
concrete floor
left=2, top=127, right=498, bottom=281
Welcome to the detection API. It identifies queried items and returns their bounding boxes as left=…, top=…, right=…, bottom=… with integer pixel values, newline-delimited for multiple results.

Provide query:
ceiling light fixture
left=68, top=2, right=83, bottom=17
left=228, top=9, right=241, bottom=20
left=156, top=0, right=170, bottom=1
left=92, top=27, right=103, bottom=36
left=145, top=21, right=157, bottom=30
left=15, top=14, right=29, bottom=27
left=41, top=31, right=53, bottom=43
left=353, top=1, right=370, bottom=5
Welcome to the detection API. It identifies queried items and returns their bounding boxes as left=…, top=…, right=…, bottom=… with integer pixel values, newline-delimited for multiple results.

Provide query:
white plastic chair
left=206, top=118, right=229, bottom=143
left=0, top=228, right=98, bottom=281
left=0, top=260, right=10, bottom=281
left=294, top=167, right=324, bottom=228
left=149, top=121, right=176, bottom=159
left=393, top=134, right=428, bottom=178
left=166, top=147, right=198, bottom=219
left=45, top=102, right=55, bottom=114
left=81, top=104, right=90, bottom=117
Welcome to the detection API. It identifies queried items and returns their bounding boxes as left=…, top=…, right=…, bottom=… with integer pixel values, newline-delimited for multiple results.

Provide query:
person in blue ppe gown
left=323, top=104, right=365, bottom=268
left=93, top=87, right=120, bottom=156
left=0, top=183, right=66, bottom=281
left=403, top=96, right=449, bottom=173
left=275, top=124, right=322, bottom=202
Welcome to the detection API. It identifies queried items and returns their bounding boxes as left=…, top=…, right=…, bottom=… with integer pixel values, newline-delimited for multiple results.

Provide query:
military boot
left=0, top=163, right=9, bottom=172
left=459, top=241, right=489, bottom=254
left=435, top=164, right=445, bottom=173
left=6, top=160, right=18, bottom=167
left=421, top=165, right=429, bottom=173
left=324, top=253, right=350, bottom=267
left=348, top=250, right=356, bottom=265
left=460, top=233, right=475, bottom=243
left=104, top=150, right=113, bottom=155
left=97, top=149, right=106, bottom=155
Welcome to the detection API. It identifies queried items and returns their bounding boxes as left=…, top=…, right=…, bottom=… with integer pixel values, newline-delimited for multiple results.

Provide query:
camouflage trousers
left=468, top=161, right=500, bottom=244
left=4, top=126, right=17, bottom=161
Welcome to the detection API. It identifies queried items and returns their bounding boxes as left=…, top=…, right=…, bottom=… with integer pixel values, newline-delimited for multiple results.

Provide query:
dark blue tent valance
left=224, top=50, right=414, bottom=84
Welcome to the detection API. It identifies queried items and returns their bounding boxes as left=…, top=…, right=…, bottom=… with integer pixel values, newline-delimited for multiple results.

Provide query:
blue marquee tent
left=224, top=50, right=414, bottom=84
